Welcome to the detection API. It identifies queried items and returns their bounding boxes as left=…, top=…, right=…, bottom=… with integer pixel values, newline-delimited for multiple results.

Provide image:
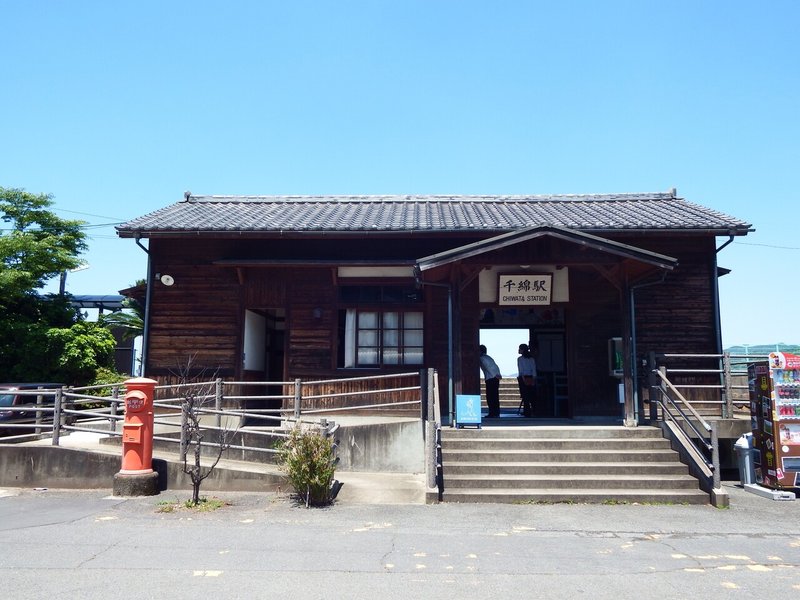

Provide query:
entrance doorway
left=478, top=328, right=528, bottom=378
left=242, top=308, right=285, bottom=423
left=479, top=327, right=567, bottom=418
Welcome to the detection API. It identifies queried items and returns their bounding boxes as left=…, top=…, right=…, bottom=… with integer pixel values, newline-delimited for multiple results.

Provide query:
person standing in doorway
left=479, top=345, right=502, bottom=418
left=517, top=343, right=537, bottom=417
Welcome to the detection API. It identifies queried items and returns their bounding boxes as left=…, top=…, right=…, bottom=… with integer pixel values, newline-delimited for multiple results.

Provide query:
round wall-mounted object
left=160, top=274, right=175, bottom=286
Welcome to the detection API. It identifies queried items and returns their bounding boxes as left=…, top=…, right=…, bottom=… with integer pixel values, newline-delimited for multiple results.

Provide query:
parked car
left=0, top=383, right=64, bottom=436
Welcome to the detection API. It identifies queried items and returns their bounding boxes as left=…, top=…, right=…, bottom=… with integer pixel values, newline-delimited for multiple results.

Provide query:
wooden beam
left=592, top=264, right=622, bottom=290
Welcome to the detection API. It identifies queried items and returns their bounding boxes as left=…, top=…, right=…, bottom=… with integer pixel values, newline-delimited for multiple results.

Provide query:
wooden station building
left=116, top=191, right=752, bottom=424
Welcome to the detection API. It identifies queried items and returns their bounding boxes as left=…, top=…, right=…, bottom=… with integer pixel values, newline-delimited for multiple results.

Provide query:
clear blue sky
left=3, top=1, right=798, bottom=371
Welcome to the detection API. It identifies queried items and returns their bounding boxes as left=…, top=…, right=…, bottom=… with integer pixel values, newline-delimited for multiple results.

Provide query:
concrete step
left=441, top=438, right=672, bottom=451
left=443, top=473, right=701, bottom=490
left=441, top=426, right=664, bottom=440
left=441, top=461, right=691, bottom=475
left=436, top=488, right=710, bottom=505
left=437, top=424, right=709, bottom=505
left=441, top=448, right=682, bottom=463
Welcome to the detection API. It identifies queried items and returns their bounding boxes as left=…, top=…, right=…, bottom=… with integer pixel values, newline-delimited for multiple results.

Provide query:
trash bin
left=734, top=433, right=755, bottom=486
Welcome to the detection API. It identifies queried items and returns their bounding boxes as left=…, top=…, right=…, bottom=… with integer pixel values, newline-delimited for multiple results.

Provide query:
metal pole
left=138, top=238, right=152, bottom=376
left=446, top=284, right=453, bottom=425
left=647, top=352, right=659, bottom=422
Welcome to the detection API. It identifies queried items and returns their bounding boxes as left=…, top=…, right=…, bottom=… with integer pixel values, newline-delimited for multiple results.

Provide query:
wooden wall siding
left=287, top=305, right=334, bottom=374
left=280, top=375, right=422, bottom=417
left=425, top=284, right=452, bottom=411
left=147, top=262, right=241, bottom=377
left=633, top=255, right=717, bottom=356
left=285, top=269, right=336, bottom=376
left=244, top=269, right=288, bottom=306
left=567, top=268, right=624, bottom=416
left=460, top=277, right=482, bottom=398
left=144, top=233, right=725, bottom=415
left=624, top=238, right=723, bottom=409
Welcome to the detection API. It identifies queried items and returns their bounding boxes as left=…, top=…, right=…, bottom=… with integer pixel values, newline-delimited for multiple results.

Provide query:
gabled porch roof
left=415, top=225, right=679, bottom=272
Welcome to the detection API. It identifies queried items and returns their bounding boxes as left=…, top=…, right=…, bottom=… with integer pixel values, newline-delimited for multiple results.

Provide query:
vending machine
left=748, top=352, right=800, bottom=489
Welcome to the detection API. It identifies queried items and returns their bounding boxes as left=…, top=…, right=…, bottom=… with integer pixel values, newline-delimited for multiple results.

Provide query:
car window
left=0, top=394, right=14, bottom=408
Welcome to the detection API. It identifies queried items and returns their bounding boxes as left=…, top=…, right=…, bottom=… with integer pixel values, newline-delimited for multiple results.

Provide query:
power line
left=54, top=208, right=126, bottom=221
left=0, top=221, right=124, bottom=233
left=734, top=241, right=800, bottom=251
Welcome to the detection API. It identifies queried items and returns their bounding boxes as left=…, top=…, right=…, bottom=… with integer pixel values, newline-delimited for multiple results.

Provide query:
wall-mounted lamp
left=155, top=273, right=175, bottom=286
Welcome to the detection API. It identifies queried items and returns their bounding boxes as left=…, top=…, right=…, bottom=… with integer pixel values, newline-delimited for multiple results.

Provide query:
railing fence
left=1, top=371, right=432, bottom=467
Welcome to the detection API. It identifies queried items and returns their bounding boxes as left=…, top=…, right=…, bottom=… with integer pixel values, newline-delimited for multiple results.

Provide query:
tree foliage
left=47, top=321, right=118, bottom=383
left=100, top=297, right=144, bottom=341
left=0, top=294, right=117, bottom=384
left=0, top=186, right=87, bottom=301
left=0, top=187, right=116, bottom=385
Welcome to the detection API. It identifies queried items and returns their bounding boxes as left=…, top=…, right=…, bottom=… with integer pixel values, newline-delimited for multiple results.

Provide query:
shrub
left=278, top=426, right=337, bottom=507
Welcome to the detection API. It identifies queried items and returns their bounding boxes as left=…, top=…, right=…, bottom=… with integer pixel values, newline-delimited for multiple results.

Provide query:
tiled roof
left=116, top=192, right=753, bottom=236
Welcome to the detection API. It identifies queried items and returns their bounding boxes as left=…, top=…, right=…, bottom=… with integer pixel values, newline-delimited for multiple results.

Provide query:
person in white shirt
left=517, top=343, right=537, bottom=417
left=479, top=345, right=502, bottom=418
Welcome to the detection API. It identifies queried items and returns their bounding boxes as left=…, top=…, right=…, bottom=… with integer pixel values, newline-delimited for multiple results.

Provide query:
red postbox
left=120, top=377, right=156, bottom=473
left=113, top=378, right=160, bottom=496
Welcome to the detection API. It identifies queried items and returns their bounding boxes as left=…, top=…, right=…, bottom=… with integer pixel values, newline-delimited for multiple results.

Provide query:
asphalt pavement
left=1, top=482, right=799, bottom=599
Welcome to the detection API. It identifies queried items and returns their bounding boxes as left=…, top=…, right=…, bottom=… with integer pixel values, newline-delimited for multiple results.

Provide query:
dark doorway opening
left=242, top=308, right=285, bottom=425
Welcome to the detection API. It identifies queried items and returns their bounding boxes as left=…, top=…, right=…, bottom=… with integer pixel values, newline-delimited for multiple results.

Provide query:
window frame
left=337, top=284, right=424, bottom=369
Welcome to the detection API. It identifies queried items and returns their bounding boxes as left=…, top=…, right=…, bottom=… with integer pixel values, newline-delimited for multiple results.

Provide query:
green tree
left=46, top=321, right=117, bottom=384
left=100, top=297, right=144, bottom=340
left=0, top=186, right=87, bottom=302
left=0, top=187, right=116, bottom=385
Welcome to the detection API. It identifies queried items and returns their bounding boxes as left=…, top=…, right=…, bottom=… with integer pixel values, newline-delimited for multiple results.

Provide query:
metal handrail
left=650, top=364, right=720, bottom=492
left=654, top=369, right=712, bottom=441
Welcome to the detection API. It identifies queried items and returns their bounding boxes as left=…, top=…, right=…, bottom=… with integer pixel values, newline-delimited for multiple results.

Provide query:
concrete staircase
left=436, top=425, right=709, bottom=504
left=484, top=377, right=568, bottom=416
left=493, top=378, right=525, bottom=414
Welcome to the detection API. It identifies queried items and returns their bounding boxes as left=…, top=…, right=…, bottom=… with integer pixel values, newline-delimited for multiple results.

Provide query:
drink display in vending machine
left=747, top=352, right=800, bottom=489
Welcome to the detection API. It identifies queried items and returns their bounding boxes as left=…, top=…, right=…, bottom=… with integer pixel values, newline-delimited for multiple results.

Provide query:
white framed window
left=341, top=309, right=423, bottom=368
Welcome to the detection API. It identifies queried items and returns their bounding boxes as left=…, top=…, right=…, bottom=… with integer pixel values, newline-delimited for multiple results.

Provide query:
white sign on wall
left=498, top=274, right=552, bottom=306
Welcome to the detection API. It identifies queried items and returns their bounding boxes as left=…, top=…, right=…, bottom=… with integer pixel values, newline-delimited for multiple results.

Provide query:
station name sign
left=498, top=274, right=552, bottom=306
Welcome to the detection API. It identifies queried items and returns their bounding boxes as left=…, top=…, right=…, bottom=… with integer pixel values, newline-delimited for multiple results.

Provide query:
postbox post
left=113, top=377, right=159, bottom=496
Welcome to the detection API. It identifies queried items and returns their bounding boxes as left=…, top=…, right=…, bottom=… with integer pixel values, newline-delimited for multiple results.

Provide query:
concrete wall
left=334, top=420, right=424, bottom=472
left=0, top=445, right=284, bottom=492
left=0, top=419, right=425, bottom=492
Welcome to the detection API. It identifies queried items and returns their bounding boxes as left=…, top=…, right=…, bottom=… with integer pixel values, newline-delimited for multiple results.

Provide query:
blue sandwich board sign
left=455, top=394, right=481, bottom=428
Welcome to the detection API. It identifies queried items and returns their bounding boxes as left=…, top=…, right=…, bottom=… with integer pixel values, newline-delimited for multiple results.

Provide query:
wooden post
left=293, top=379, right=302, bottom=420
left=425, top=368, right=437, bottom=490
left=51, top=387, right=63, bottom=446
left=711, top=421, right=721, bottom=490
left=215, top=378, right=223, bottom=430
left=110, top=384, right=120, bottom=433
left=722, top=352, right=733, bottom=418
